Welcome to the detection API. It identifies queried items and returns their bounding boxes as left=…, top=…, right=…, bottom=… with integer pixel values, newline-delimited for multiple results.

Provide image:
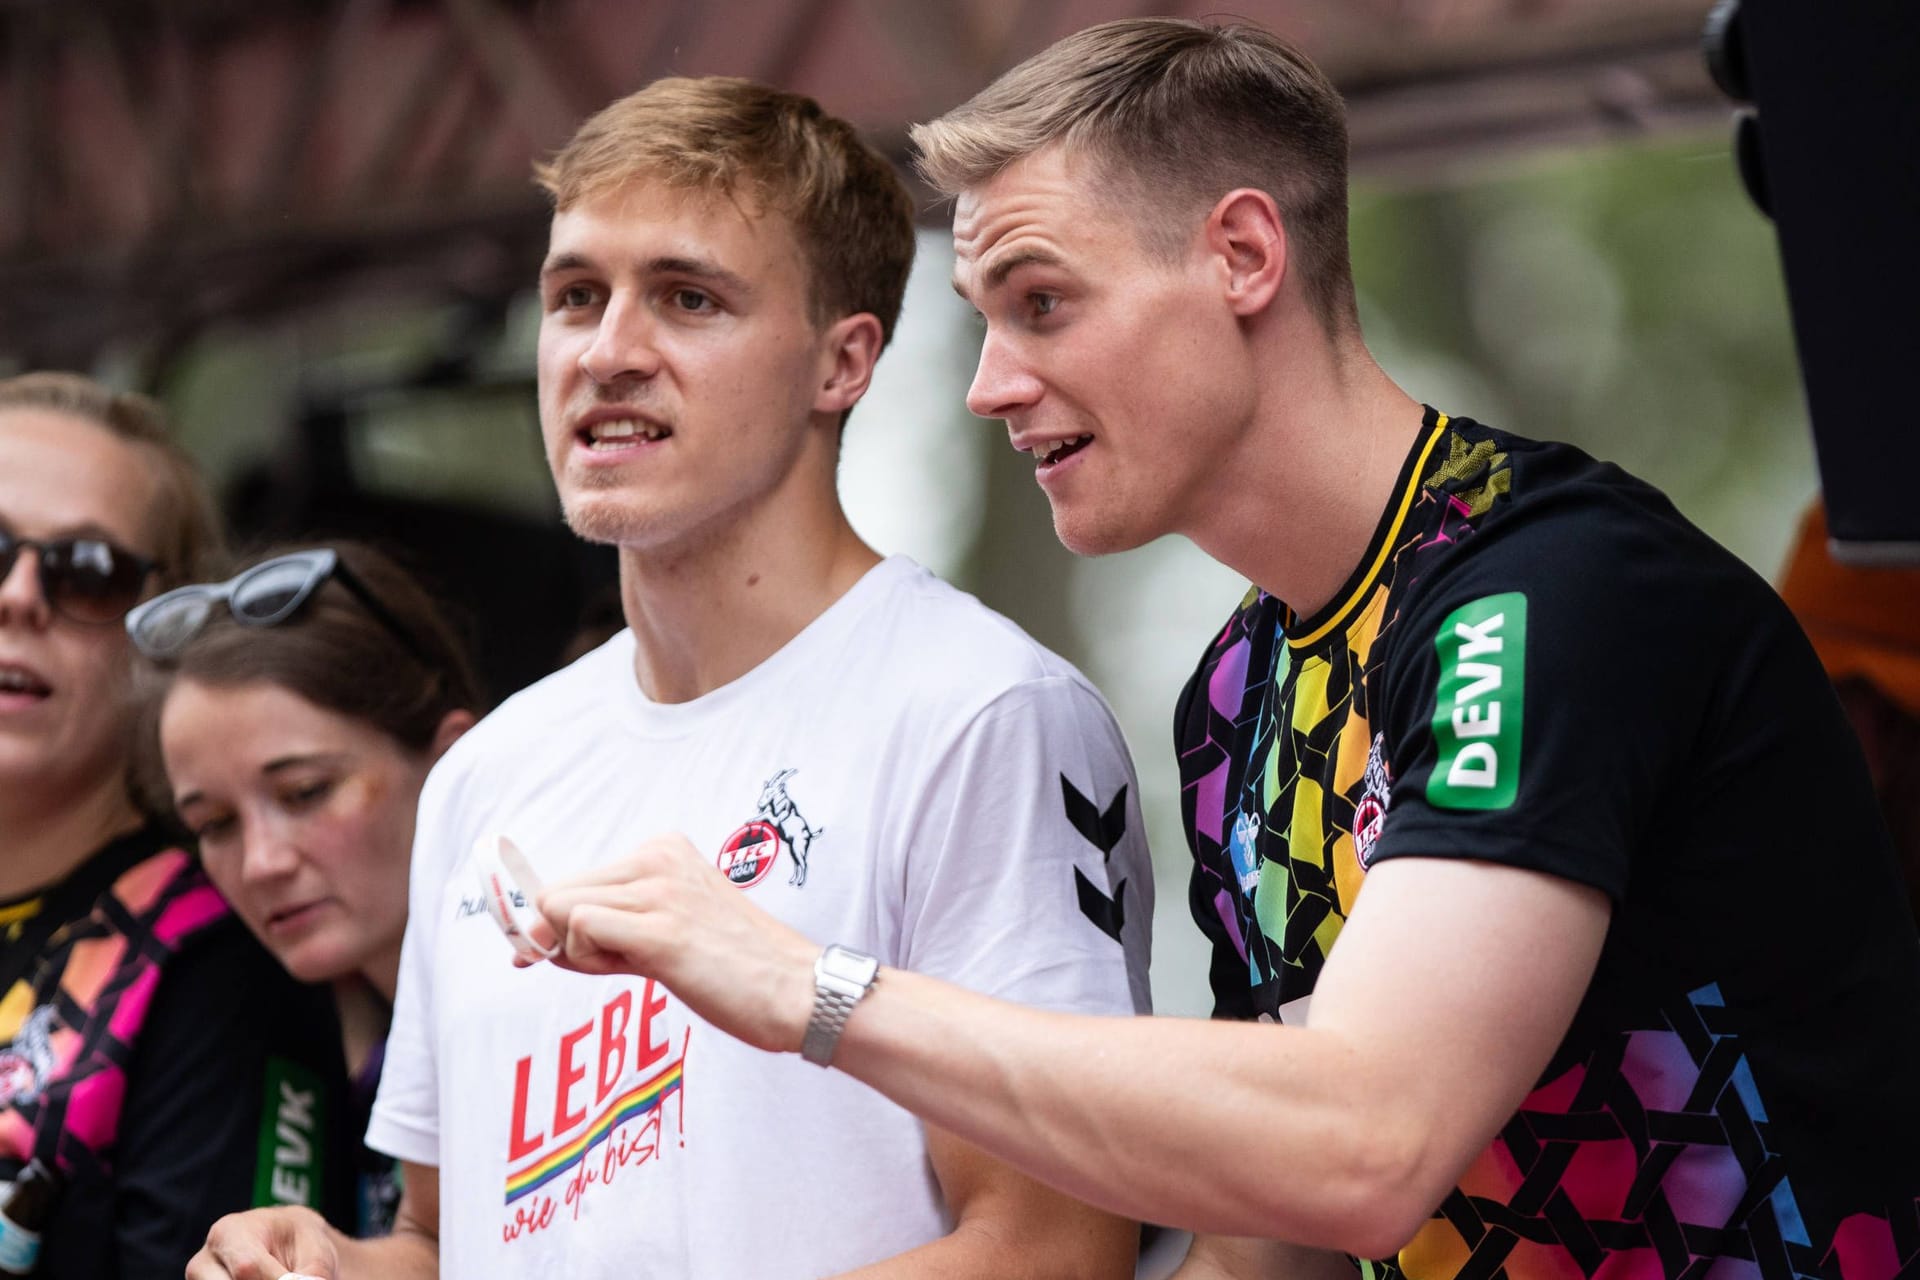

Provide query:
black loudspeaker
left=1706, top=1, right=1920, bottom=562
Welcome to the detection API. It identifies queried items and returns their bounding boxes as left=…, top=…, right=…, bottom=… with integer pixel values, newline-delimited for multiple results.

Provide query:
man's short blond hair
left=536, top=76, right=917, bottom=347
left=912, top=18, right=1357, bottom=332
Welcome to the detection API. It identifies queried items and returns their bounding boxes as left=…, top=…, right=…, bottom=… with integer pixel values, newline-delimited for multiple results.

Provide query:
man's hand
left=185, top=1205, right=338, bottom=1280
left=530, top=834, right=821, bottom=1055
left=186, top=1162, right=440, bottom=1280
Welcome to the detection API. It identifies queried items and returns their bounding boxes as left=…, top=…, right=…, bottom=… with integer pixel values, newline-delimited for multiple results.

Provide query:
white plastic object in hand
left=473, top=833, right=560, bottom=962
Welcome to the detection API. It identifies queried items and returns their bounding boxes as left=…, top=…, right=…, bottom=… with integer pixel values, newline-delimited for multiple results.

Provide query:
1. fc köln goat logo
left=717, top=769, right=824, bottom=889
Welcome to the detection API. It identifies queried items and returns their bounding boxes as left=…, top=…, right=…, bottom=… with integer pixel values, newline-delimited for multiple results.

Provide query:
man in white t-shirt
left=187, top=77, right=1150, bottom=1280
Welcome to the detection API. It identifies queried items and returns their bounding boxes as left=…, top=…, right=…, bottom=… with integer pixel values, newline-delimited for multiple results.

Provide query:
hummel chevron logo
left=1061, top=776, right=1127, bottom=861
left=1062, top=775, right=1127, bottom=944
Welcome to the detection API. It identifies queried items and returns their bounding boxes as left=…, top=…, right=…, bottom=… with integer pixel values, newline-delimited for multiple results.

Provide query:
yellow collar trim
left=1289, top=414, right=1449, bottom=649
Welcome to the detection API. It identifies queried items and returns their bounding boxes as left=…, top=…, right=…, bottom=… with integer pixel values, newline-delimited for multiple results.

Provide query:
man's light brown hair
left=0, top=371, right=222, bottom=588
left=536, top=76, right=917, bottom=348
left=912, top=18, right=1357, bottom=332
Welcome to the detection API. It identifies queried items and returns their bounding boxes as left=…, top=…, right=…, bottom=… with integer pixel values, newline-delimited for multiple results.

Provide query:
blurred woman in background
left=134, top=540, right=480, bottom=1237
left=0, top=372, right=354, bottom=1275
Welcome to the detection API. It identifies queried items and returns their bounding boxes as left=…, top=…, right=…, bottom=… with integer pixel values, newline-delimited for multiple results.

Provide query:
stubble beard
left=1049, top=484, right=1161, bottom=559
left=561, top=490, right=647, bottom=547
left=558, top=465, right=651, bottom=546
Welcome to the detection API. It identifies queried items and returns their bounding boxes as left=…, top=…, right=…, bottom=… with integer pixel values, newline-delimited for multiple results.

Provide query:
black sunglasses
left=126, top=548, right=427, bottom=663
left=0, top=529, right=157, bottom=626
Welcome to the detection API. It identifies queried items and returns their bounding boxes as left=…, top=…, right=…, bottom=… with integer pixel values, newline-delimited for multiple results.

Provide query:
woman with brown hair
left=132, top=540, right=481, bottom=1238
left=0, top=372, right=353, bottom=1275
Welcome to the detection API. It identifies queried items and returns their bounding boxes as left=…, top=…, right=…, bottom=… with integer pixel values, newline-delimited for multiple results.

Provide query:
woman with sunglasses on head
left=0, top=372, right=356, bottom=1276
left=134, top=541, right=481, bottom=1243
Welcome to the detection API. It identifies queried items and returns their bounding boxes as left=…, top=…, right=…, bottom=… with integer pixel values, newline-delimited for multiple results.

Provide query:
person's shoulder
left=144, top=906, right=339, bottom=1045
left=1425, top=415, right=1673, bottom=536
left=854, top=558, right=1099, bottom=710
left=432, top=629, right=634, bottom=777
left=1411, top=415, right=1767, bottom=604
left=1382, top=413, right=1796, bottom=687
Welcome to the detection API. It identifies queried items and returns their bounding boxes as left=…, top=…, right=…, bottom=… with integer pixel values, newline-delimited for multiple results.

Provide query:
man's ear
left=1205, top=188, right=1288, bottom=318
left=814, top=312, right=886, bottom=417
left=428, top=708, right=478, bottom=765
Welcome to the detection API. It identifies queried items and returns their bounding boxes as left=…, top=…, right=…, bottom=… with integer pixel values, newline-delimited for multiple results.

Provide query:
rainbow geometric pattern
left=1177, top=413, right=1920, bottom=1280
left=1393, top=983, right=1914, bottom=1280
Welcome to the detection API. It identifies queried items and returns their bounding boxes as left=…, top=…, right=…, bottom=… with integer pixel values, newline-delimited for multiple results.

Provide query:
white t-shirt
left=367, top=556, right=1152, bottom=1278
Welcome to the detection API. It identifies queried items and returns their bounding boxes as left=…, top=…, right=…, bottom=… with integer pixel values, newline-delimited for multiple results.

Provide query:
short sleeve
left=896, top=677, right=1153, bottom=1016
left=1368, top=518, right=1710, bottom=902
left=96, top=920, right=356, bottom=1273
left=364, top=760, right=457, bottom=1168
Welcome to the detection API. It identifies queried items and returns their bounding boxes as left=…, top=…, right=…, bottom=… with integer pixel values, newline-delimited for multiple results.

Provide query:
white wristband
left=473, top=833, right=560, bottom=962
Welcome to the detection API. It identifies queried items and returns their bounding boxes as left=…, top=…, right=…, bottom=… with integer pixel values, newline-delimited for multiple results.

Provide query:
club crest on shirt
left=717, top=769, right=824, bottom=889
left=716, top=821, right=784, bottom=889
left=1352, top=733, right=1392, bottom=870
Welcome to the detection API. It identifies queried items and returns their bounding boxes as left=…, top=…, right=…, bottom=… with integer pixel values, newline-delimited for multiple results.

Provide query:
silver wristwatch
left=800, top=944, right=880, bottom=1067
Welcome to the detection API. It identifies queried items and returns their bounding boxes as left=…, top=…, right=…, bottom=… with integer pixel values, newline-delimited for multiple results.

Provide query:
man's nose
left=579, top=294, right=665, bottom=387
left=965, top=331, right=1042, bottom=421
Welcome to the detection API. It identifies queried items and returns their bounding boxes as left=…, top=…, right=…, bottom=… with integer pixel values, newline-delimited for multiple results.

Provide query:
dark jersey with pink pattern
left=1176, top=407, right=1920, bottom=1280
left=0, top=826, right=356, bottom=1275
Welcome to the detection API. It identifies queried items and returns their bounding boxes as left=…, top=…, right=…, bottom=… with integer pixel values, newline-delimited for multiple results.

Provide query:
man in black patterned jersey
left=507, top=16, right=1920, bottom=1280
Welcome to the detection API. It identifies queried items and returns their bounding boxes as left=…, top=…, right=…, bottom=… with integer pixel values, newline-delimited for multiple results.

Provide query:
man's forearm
left=817, top=860, right=1608, bottom=1258
left=332, top=1223, right=439, bottom=1279
left=830, top=969, right=1415, bottom=1255
left=831, top=1218, right=1135, bottom=1280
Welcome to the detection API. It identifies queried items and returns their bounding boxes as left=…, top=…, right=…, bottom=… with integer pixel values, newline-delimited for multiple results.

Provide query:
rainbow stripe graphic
left=503, top=1057, right=684, bottom=1204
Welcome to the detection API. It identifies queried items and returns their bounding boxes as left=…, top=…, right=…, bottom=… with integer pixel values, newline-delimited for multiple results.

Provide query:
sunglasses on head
left=0, top=529, right=157, bottom=626
left=126, top=548, right=428, bottom=663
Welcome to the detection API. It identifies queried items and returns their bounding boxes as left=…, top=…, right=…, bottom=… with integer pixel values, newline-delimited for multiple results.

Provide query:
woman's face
left=0, top=409, right=161, bottom=804
left=160, top=679, right=432, bottom=993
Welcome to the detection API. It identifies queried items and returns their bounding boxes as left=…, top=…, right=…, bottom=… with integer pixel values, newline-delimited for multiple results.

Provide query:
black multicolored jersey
left=0, top=825, right=357, bottom=1275
left=1177, top=408, right=1920, bottom=1280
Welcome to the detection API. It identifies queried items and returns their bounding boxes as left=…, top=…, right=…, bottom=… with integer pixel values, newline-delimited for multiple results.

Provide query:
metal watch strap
left=801, top=944, right=879, bottom=1067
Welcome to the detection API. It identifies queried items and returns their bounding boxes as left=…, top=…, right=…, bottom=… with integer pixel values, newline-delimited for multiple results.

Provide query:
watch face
left=824, top=946, right=878, bottom=981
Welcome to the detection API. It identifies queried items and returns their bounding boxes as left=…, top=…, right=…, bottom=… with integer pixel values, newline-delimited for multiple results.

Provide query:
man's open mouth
left=579, top=418, right=672, bottom=451
left=1032, top=435, right=1092, bottom=467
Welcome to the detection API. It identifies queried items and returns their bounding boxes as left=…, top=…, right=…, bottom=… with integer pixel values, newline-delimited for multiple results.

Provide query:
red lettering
left=508, top=1056, right=545, bottom=1162
left=635, top=980, right=669, bottom=1073
left=553, top=1105, right=671, bottom=1222
left=501, top=1194, right=556, bottom=1242
left=597, top=991, right=632, bottom=1106
left=562, top=1157, right=594, bottom=1219
left=553, top=1019, right=592, bottom=1135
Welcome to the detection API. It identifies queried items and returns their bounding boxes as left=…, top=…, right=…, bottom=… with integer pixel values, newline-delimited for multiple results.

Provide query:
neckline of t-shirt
left=1282, top=405, right=1447, bottom=648
left=614, top=553, right=920, bottom=737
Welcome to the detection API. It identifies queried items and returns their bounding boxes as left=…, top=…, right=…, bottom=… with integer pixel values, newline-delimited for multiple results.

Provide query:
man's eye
left=1030, top=293, right=1060, bottom=317
left=673, top=289, right=714, bottom=313
left=556, top=284, right=597, bottom=309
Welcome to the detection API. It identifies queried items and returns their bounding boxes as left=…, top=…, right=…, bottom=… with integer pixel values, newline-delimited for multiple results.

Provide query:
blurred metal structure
left=0, top=0, right=1722, bottom=372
